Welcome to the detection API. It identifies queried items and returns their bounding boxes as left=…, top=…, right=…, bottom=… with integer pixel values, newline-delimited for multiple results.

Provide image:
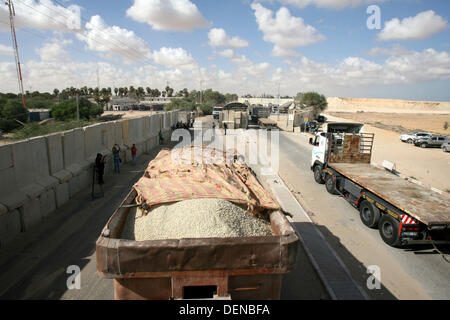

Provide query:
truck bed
left=331, top=163, right=450, bottom=226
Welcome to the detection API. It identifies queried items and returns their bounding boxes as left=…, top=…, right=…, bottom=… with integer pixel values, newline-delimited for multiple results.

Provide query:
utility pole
left=76, top=92, right=80, bottom=121
left=199, top=80, right=204, bottom=104
left=7, top=0, right=26, bottom=108
left=277, top=82, right=280, bottom=120
left=96, top=64, right=100, bottom=90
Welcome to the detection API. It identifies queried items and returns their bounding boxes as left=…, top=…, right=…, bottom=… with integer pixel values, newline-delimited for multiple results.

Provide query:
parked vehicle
left=399, top=131, right=431, bottom=144
left=442, top=141, right=450, bottom=152
left=310, top=123, right=450, bottom=247
left=212, top=106, right=223, bottom=119
left=414, top=135, right=448, bottom=148
left=258, top=118, right=278, bottom=130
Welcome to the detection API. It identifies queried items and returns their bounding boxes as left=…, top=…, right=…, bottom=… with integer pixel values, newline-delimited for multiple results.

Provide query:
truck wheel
left=407, top=138, right=413, bottom=144
left=325, top=174, right=339, bottom=195
left=378, top=214, right=401, bottom=247
left=314, top=165, right=325, bottom=184
left=359, top=200, right=380, bottom=229
left=420, top=143, right=427, bottom=148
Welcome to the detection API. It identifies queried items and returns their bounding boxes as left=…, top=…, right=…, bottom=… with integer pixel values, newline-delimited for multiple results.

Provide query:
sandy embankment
left=327, top=97, right=450, bottom=114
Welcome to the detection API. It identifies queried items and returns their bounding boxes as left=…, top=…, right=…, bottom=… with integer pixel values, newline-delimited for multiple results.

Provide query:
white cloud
left=208, top=28, right=249, bottom=48
left=36, top=39, right=72, bottom=62
left=218, top=49, right=235, bottom=59
left=126, top=0, right=210, bottom=31
left=279, top=48, right=450, bottom=93
left=150, top=47, right=197, bottom=70
left=251, top=3, right=325, bottom=57
left=378, top=10, right=448, bottom=41
left=1, top=40, right=449, bottom=99
left=0, top=0, right=81, bottom=32
left=0, top=44, right=13, bottom=56
left=367, top=44, right=410, bottom=57
left=76, top=15, right=151, bottom=63
left=278, top=0, right=386, bottom=8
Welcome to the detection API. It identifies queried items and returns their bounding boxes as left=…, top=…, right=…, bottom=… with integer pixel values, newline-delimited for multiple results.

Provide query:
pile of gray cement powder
left=121, top=198, right=273, bottom=241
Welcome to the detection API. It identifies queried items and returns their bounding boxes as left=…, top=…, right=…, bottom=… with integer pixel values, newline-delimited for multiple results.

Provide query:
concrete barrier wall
left=0, top=111, right=178, bottom=248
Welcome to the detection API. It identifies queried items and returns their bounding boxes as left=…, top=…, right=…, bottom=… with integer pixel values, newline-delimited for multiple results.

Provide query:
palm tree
left=146, top=87, right=151, bottom=95
left=114, top=87, right=119, bottom=96
left=137, top=87, right=145, bottom=99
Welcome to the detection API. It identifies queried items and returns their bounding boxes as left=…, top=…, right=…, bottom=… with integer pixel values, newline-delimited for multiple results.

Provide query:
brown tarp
left=133, top=146, right=280, bottom=214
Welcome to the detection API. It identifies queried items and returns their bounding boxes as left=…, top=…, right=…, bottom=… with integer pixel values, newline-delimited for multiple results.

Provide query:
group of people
left=94, top=143, right=138, bottom=186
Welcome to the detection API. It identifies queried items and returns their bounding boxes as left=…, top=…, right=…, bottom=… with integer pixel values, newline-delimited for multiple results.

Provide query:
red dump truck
left=310, top=123, right=450, bottom=247
left=96, top=146, right=299, bottom=300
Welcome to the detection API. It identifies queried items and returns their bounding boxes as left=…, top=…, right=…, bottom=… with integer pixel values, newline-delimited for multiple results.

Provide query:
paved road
left=276, top=131, right=450, bottom=300
left=1, top=122, right=448, bottom=300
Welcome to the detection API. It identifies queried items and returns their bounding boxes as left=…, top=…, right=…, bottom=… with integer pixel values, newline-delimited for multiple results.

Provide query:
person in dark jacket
left=112, top=144, right=121, bottom=173
left=95, top=153, right=106, bottom=185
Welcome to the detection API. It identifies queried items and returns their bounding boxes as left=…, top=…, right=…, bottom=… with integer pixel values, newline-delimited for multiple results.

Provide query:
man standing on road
left=131, top=144, right=137, bottom=165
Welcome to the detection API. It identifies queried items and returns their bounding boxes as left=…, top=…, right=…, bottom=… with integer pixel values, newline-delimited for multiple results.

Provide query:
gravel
left=121, top=198, right=273, bottom=241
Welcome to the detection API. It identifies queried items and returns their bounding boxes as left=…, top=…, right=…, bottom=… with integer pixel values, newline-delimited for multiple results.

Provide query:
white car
left=400, top=131, right=430, bottom=144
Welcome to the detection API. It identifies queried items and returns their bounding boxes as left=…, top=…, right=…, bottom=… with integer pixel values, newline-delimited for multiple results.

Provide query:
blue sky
left=0, top=0, right=449, bottom=100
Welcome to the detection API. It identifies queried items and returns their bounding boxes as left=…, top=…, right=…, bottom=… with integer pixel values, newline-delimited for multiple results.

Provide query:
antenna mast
left=7, top=0, right=26, bottom=108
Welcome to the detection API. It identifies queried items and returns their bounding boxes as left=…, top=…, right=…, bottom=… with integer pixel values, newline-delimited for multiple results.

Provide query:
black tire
left=420, top=143, right=427, bottom=148
left=359, top=200, right=381, bottom=229
left=314, top=165, right=325, bottom=184
left=407, top=139, right=413, bottom=144
left=378, top=214, right=401, bottom=247
left=325, top=174, right=339, bottom=195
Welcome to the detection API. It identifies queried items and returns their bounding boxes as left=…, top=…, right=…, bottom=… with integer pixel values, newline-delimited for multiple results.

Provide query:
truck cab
left=310, top=122, right=365, bottom=171
left=212, top=106, right=223, bottom=119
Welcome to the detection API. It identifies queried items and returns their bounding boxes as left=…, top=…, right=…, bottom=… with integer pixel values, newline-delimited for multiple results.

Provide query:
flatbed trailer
left=310, top=123, right=450, bottom=247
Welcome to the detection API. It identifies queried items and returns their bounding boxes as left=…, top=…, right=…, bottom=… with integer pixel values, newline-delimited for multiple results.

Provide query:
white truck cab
left=309, top=122, right=365, bottom=170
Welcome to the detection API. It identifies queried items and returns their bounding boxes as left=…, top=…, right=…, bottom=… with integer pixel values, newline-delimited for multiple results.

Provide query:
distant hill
left=327, top=97, right=450, bottom=114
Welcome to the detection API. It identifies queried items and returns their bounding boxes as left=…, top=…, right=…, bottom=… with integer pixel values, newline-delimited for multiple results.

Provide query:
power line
left=13, top=0, right=150, bottom=63
left=51, top=0, right=151, bottom=62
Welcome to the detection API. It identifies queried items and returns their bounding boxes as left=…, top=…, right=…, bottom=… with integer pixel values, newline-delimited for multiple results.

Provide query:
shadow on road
left=291, top=222, right=398, bottom=300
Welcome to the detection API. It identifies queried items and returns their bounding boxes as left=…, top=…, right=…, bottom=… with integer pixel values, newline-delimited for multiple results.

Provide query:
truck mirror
left=309, top=138, right=313, bottom=145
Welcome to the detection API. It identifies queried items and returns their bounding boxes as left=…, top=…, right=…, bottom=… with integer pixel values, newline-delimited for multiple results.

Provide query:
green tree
left=165, top=98, right=196, bottom=111
left=300, top=92, right=328, bottom=112
left=0, top=100, right=28, bottom=132
left=199, top=103, right=213, bottom=115
left=51, top=97, right=102, bottom=121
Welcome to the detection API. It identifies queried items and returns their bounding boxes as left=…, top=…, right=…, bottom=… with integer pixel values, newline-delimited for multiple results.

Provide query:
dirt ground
left=323, top=113, right=450, bottom=193
left=102, top=110, right=158, bottom=119
left=327, top=112, right=450, bottom=136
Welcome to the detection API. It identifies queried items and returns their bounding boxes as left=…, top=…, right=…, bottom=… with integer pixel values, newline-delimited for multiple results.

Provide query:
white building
left=110, top=97, right=138, bottom=111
